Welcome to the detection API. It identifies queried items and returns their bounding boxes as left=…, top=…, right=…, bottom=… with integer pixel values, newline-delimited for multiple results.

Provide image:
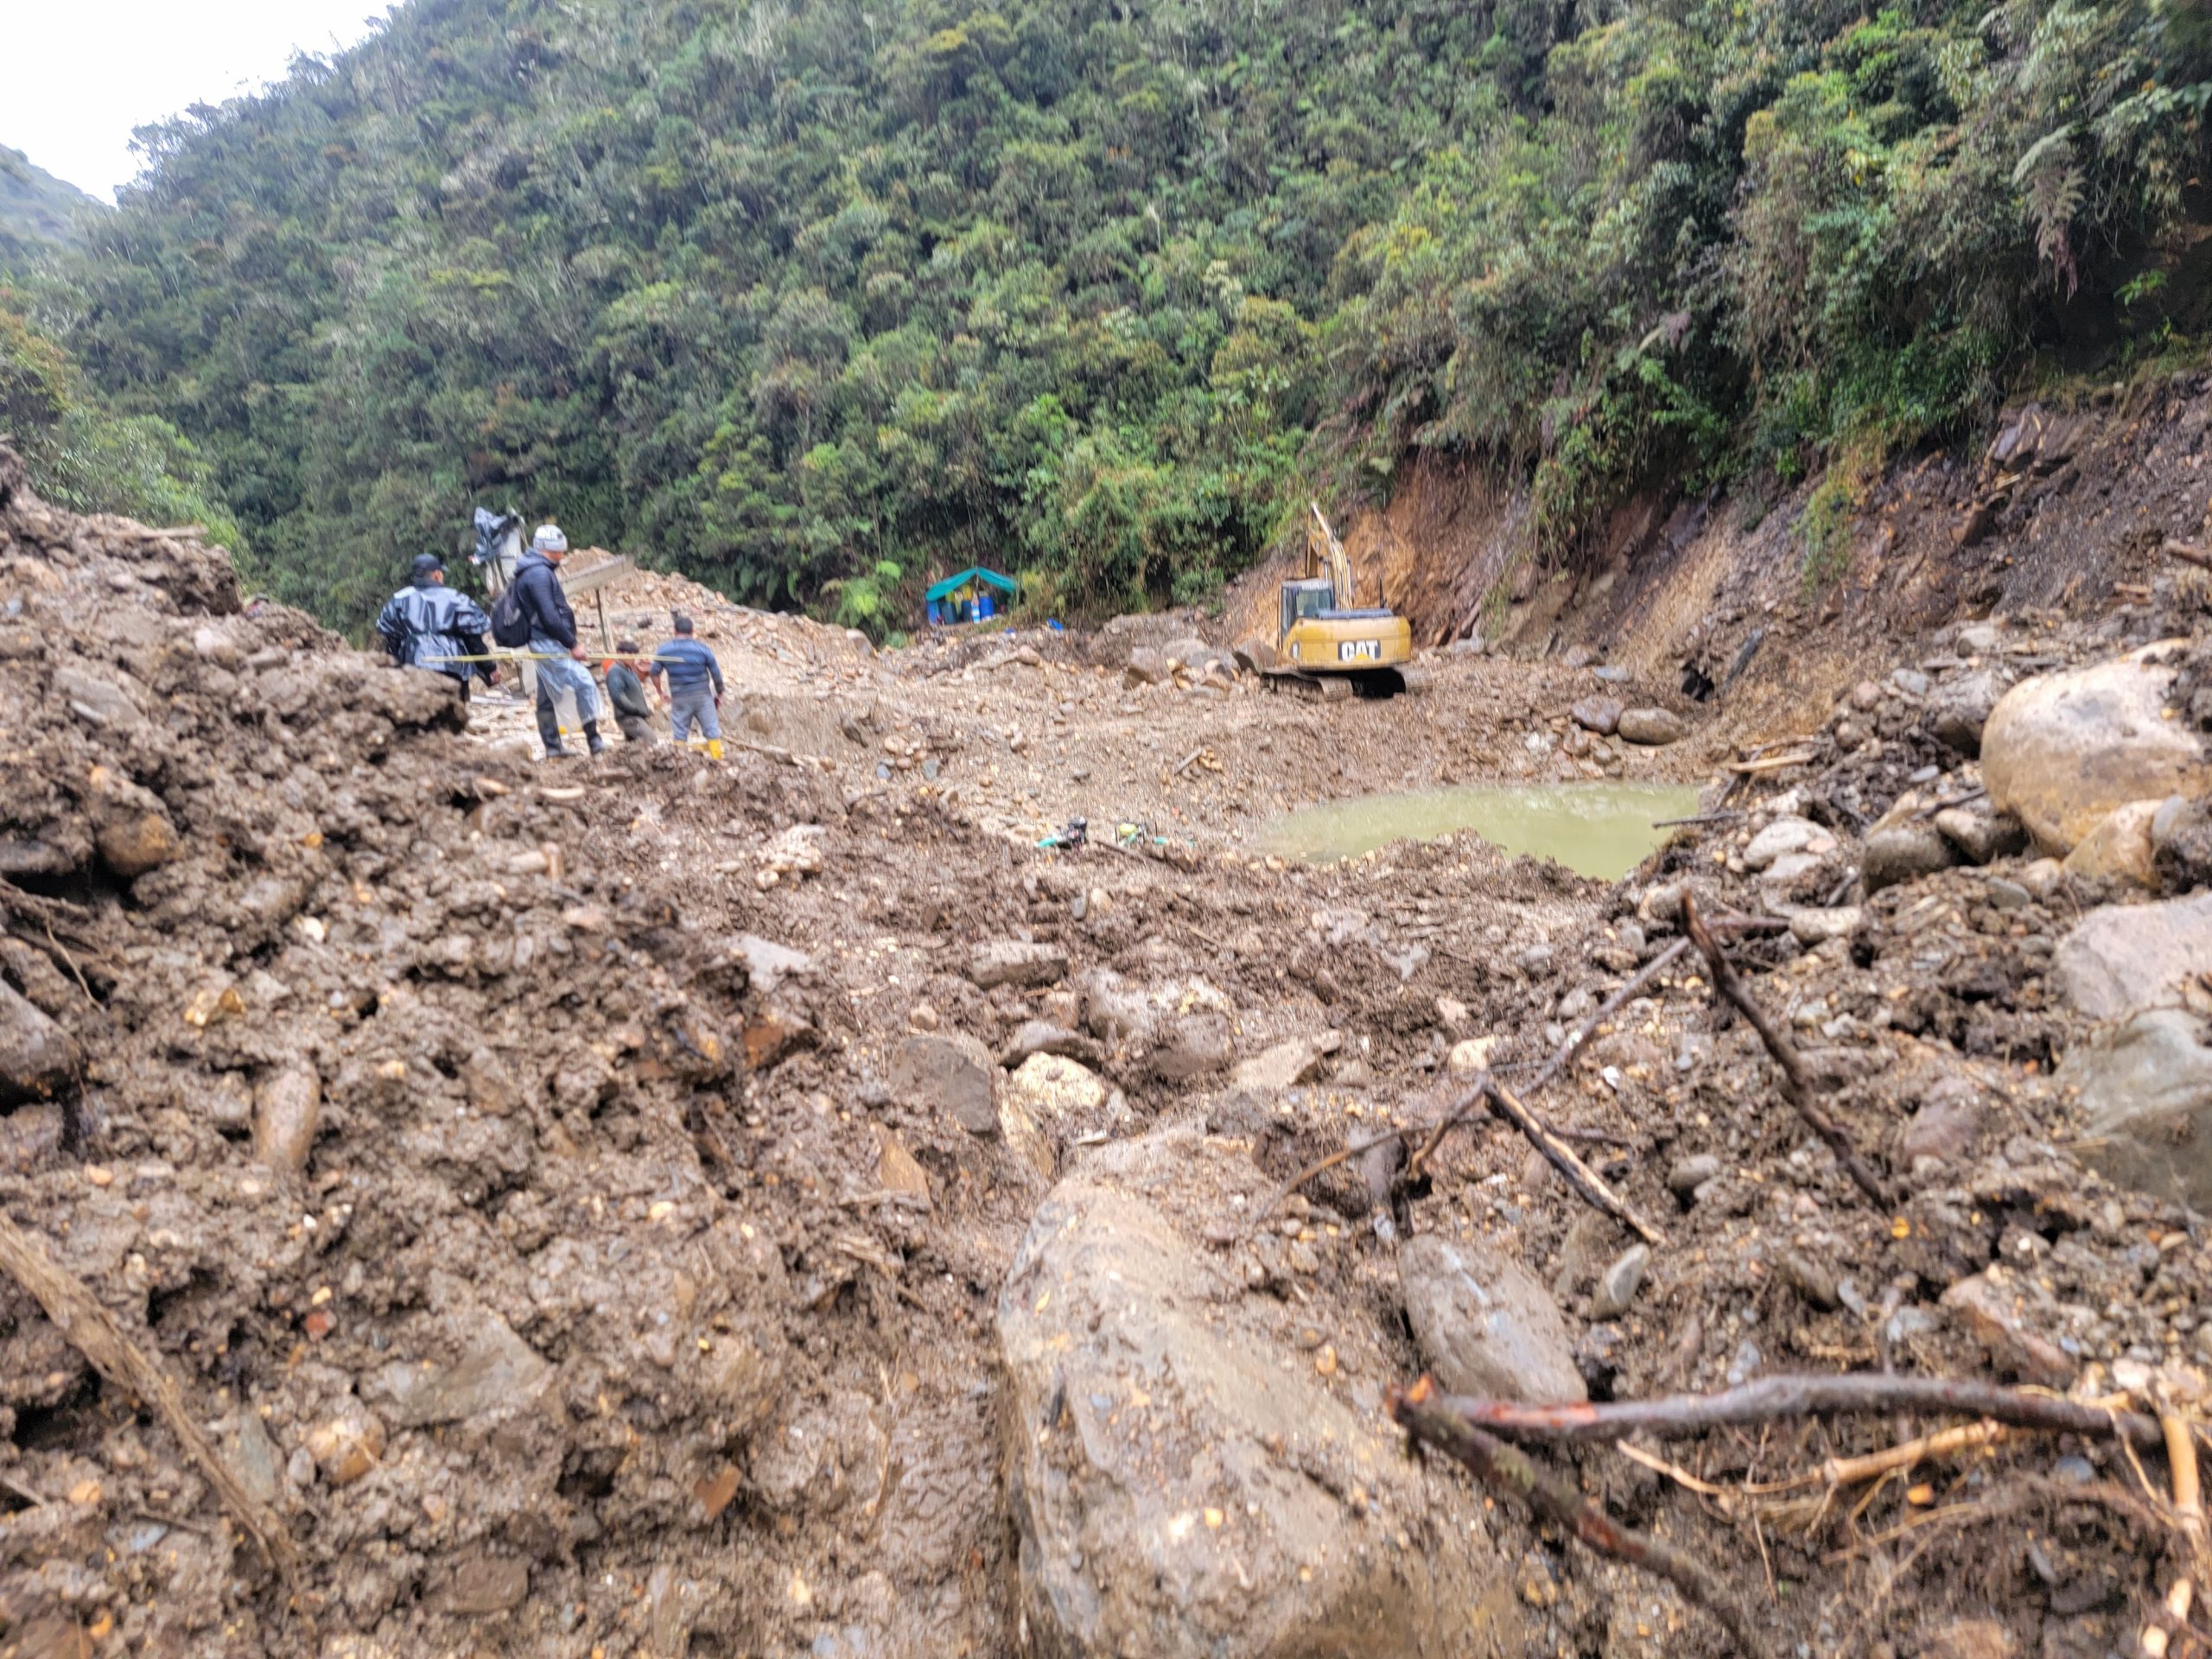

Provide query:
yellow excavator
left=1266, top=501, right=1413, bottom=698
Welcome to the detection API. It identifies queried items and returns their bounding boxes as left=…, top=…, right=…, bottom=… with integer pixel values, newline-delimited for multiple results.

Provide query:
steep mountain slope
left=0, top=145, right=99, bottom=267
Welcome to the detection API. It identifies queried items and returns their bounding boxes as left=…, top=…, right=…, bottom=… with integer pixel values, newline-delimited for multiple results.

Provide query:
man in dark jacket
left=511, top=524, right=605, bottom=756
left=650, top=612, right=726, bottom=760
left=376, top=555, right=499, bottom=701
left=604, top=640, right=656, bottom=743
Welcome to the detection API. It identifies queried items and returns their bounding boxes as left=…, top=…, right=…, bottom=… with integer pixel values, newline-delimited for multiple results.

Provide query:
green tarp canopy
left=925, top=566, right=1018, bottom=604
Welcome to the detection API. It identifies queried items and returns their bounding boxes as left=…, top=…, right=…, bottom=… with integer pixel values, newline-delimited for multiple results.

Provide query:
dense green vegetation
left=27, top=0, right=2212, bottom=628
left=0, top=285, right=243, bottom=550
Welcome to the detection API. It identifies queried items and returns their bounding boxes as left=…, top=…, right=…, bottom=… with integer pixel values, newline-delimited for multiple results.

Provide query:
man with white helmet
left=509, top=524, right=606, bottom=756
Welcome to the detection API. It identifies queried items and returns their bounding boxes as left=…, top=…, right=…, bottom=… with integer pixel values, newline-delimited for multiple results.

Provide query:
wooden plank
left=558, top=552, right=635, bottom=598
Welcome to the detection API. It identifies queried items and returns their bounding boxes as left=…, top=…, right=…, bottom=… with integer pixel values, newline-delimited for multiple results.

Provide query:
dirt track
left=4, top=385, right=2212, bottom=1658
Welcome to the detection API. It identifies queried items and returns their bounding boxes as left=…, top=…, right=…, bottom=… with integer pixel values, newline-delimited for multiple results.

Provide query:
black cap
left=411, top=553, right=445, bottom=581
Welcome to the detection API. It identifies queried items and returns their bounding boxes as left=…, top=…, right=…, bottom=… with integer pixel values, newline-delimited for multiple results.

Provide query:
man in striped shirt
left=650, top=613, right=726, bottom=760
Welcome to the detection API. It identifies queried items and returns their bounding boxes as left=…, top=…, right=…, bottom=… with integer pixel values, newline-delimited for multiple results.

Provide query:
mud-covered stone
left=1899, top=1075, right=1986, bottom=1166
left=365, top=1313, right=553, bottom=1429
left=92, top=808, right=179, bottom=878
left=1000, top=1125, right=1518, bottom=1658
left=1230, top=1033, right=1339, bottom=1091
left=1569, top=696, right=1622, bottom=736
left=1933, top=802, right=2028, bottom=866
left=2053, top=893, right=2212, bottom=1020
left=890, top=1032, right=1001, bottom=1135
left=1942, top=1268, right=2076, bottom=1388
left=1398, top=1233, right=1585, bottom=1403
left=2063, top=798, right=2161, bottom=889
left=1124, top=647, right=1170, bottom=686
left=1863, top=821, right=1960, bottom=893
left=1982, top=645, right=2212, bottom=853
left=2153, top=793, right=2212, bottom=893
left=2056, top=1009, right=2212, bottom=1208
left=1927, top=668, right=2007, bottom=756
left=969, top=939, right=1069, bottom=990
left=251, top=1065, right=321, bottom=1174
left=1616, top=707, right=1688, bottom=746
left=0, top=982, right=79, bottom=1107
left=1001, top=1052, right=1109, bottom=1179
left=1743, top=816, right=1830, bottom=870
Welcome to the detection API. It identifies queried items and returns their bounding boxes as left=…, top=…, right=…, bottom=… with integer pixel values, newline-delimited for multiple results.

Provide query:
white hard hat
left=531, top=524, right=569, bottom=554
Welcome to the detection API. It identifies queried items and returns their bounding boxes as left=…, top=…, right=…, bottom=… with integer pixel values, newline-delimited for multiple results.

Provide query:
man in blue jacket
left=376, top=554, right=499, bottom=702
left=650, top=613, right=725, bottom=759
left=511, top=524, right=606, bottom=757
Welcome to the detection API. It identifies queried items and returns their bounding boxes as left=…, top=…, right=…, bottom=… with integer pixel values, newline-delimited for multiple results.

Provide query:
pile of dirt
left=0, top=449, right=923, bottom=1656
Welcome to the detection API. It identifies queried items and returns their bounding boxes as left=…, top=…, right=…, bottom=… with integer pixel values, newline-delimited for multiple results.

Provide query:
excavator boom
left=1306, top=501, right=1356, bottom=610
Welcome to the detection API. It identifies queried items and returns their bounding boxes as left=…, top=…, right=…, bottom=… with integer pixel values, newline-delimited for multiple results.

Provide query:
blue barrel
left=977, top=594, right=995, bottom=620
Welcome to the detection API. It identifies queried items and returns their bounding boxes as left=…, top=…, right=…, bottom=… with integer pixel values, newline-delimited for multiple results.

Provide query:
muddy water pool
left=1262, top=782, right=1702, bottom=878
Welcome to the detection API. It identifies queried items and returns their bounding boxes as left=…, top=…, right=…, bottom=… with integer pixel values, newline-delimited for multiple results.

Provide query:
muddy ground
left=0, top=388, right=2210, bottom=1659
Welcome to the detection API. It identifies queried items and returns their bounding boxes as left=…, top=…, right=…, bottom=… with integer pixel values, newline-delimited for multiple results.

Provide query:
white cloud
left=8, top=0, right=387, bottom=200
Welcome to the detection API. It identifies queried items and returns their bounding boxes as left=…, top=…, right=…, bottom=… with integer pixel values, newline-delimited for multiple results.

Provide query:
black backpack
left=488, top=582, right=531, bottom=648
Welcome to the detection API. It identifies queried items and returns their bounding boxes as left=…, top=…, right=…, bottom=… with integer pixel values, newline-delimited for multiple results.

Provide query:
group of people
left=375, top=523, right=727, bottom=760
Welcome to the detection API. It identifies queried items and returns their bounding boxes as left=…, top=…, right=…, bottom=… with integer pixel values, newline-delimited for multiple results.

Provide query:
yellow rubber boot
left=707, top=739, right=724, bottom=760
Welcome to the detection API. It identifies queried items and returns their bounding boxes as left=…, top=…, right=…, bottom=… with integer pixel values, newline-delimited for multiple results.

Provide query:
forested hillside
left=29, top=0, right=2212, bottom=628
left=0, top=146, right=99, bottom=264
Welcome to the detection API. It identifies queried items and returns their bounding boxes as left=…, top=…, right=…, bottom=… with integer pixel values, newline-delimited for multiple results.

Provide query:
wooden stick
left=1423, top=1374, right=2165, bottom=1449
left=2163, top=537, right=2212, bottom=572
left=1724, top=753, right=1817, bottom=775
left=1683, top=893, right=1891, bottom=1209
left=1393, top=1377, right=1771, bottom=1659
left=1484, top=1077, right=1666, bottom=1245
left=0, top=1211, right=310, bottom=1611
left=2151, top=1412, right=2208, bottom=1659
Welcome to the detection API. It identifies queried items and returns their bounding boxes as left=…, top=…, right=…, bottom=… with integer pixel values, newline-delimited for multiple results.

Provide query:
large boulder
left=2058, top=1010, right=2212, bottom=1208
left=999, top=1127, right=1518, bottom=1658
left=1980, top=644, right=2212, bottom=853
left=2051, top=893, right=2212, bottom=1020
left=1398, top=1233, right=1585, bottom=1404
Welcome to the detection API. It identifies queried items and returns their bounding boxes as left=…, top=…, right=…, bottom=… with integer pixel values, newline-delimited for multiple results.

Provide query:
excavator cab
left=1268, top=505, right=1412, bottom=697
left=1279, top=578, right=1333, bottom=639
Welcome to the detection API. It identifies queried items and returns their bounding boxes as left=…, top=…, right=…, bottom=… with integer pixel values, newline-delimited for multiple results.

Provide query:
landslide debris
left=7, top=427, right=2212, bottom=1659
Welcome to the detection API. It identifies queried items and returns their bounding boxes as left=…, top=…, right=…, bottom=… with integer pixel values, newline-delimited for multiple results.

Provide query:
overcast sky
left=11, top=0, right=389, bottom=200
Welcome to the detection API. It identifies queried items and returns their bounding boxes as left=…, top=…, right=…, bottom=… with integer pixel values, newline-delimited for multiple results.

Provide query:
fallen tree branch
left=1683, top=893, right=1891, bottom=1209
left=2163, top=537, right=2212, bottom=572
left=1392, top=1376, right=1771, bottom=1659
left=0, top=1211, right=311, bottom=1620
left=1484, top=1076, right=1666, bottom=1245
left=1421, top=1373, right=2166, bottom=1450
left=1263, top=913, right=1778, bottom=1217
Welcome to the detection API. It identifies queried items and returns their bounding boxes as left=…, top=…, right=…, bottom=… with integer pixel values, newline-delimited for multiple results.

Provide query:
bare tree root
left=1392, top=1376, right=1772, bottom=1659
